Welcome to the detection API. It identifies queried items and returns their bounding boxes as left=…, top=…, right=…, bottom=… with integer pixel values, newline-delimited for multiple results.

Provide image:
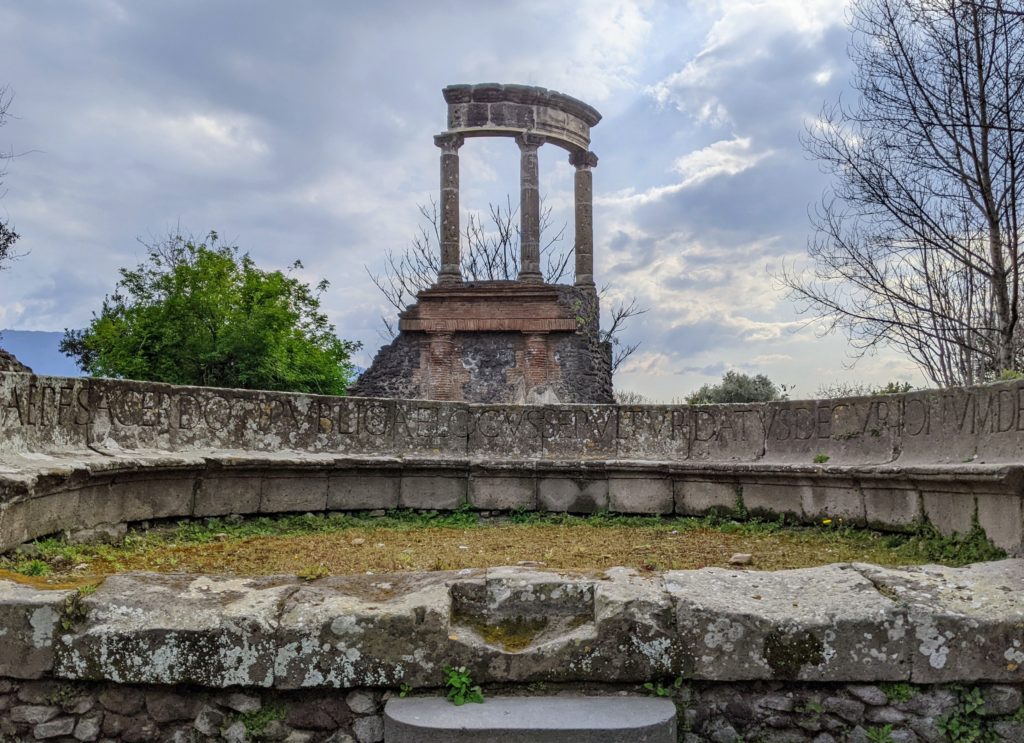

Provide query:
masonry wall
left=353, top=285, right=613, bottom=405
left=1, top=562, right=1022, bottom=741
left=1, top=678, right=1021, bottom=742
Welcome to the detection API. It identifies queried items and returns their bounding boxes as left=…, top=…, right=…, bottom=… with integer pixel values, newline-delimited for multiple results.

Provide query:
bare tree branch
left=0, top=86, right=20, bottom=270
left=782, top=0, right=1024, bottom=387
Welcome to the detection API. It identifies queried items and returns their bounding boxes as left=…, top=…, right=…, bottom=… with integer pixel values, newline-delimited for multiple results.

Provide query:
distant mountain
left=0, top=330, right=81, bottom=377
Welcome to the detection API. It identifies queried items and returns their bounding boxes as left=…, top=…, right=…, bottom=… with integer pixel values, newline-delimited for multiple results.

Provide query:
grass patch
left=0, top=510, right=1005, bottom=585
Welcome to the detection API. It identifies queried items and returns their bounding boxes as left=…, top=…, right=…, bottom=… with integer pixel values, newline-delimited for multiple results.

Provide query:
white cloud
left=598, top=136, right=773, bottom=206
left=649, top=0, right=849, bottom=121
left=84, top=106, right=269, bottom=174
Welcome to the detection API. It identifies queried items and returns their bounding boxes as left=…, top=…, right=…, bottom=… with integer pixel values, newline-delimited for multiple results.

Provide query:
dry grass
left=1, top=512, right=947, bottom=587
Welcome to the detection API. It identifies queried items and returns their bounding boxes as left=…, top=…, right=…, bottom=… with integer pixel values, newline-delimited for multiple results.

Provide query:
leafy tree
left=686, top=371, right=788, bottom=405
left=783, top=0, right=1024, bottom=387
left=61, top=232, right=360, bottom=395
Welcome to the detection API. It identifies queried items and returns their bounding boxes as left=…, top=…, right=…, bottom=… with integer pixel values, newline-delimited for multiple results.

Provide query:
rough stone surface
left=0, top=347, right=31, bottom=373
left=354, top=285, right=613, bottom=405
left=22, top=677, right=1016, bottom=742
left=665, top=565, right=909, bottom=681
left=0, top=582, right=70, bottom=679
left=0, top=563, right=1007, bottom=690
left=54, top=573, right=299, bottom=687
left=4, top=372, right=1024, bottom=553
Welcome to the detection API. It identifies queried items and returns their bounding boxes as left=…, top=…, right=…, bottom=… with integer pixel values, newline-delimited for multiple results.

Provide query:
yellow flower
left=822, top=519, right=833, bottom=525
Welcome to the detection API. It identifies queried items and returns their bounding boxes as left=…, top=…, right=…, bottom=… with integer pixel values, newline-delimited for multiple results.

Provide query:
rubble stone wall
left=0, top=677, right=1021, bottom=742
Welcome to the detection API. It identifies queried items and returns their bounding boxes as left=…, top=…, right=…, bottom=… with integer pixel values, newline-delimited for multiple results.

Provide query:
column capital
left=433, top=132, right=465, bottom=153
left=516, top=132, right=546, bottom=151
left=569, top=150, right=599, bottom=169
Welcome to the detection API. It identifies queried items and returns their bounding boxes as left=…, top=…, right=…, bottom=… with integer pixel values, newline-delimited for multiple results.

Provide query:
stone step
left=383, top=696, right=677, bottom=742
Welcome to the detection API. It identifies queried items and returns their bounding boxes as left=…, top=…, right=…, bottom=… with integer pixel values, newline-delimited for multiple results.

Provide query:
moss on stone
left=762, top=630, right=824, bottom=678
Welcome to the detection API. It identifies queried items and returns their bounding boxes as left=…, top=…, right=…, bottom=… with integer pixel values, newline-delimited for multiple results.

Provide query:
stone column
left=434, top=133, right=465, bottom=286
left=570, top=150, right=598, bottom=288
left=517, top=133, right=545, bottom=284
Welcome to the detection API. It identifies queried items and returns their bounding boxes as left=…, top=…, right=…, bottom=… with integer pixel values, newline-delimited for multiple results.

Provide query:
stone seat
left=383, top=696, right=677, bottom=742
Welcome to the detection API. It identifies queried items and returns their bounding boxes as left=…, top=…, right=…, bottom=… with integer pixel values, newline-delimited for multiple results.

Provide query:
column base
left=517, top=271, right=544, bottom=284
left=435, top=273, right=464, bottom=287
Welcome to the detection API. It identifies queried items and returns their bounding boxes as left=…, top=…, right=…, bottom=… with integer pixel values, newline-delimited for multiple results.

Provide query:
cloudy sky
left=0, top=0, right=924, bottom=401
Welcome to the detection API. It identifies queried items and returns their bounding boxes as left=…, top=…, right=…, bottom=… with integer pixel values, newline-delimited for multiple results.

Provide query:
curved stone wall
left=1, top=371, right=1024, bottom=552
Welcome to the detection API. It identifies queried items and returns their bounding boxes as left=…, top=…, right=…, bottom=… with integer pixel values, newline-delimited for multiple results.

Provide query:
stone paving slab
left=383, top=696, right=677, bottom=742
left=0, top=562, right=1009, bottom=689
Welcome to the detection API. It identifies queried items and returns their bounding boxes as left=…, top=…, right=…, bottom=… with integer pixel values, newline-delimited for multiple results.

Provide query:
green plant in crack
left=231, top=705, right=285, bottom=738
left=444, top=665, right=484, bottom=706
left=643, top=676, right=683, bottom=697
left=59, top=584, right=97, bottom=631
left=879, top=682, right=915, bottom=704
left=865, top=724, right=895, bottom=743
left=938, top=686, right=998, bottom=743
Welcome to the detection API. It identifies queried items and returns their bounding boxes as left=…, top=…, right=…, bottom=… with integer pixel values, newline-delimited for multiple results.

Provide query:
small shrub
left=444, top=665, right=483, bottom=705
left=643, top=676, right=683, bottom=697
left=880, top=682, right=915, bottom=704
left=938, top=686, right=997, bottom=742
left=14, top=558, right=51, bottom=577
left=812, top=453, right=830, bottom=464
left=866, top=724, right=895, bottom=743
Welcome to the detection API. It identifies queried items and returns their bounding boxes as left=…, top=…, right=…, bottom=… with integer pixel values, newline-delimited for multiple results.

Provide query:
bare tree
left=367, top=197, right=645, bottom=372
left=0, top=86, right=18, bottom=270
left=782, top=0, right=1024, bottom=387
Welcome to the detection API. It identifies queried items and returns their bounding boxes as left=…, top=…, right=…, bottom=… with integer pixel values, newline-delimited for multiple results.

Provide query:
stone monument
left=353, top=83, right=613, bottom=404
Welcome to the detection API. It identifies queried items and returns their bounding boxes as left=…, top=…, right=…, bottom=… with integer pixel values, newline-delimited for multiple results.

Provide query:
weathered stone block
left=537, top=476, right=608, bottom=513
left=975, top=493, right=1024, bottom=553
left=275, top=573, right=455, bottom=689
left=665, top=565, right=909, bottom=681
left=763, top=398, right=898, bottom=464
left=616, top=407, right=688, bottom=460
left=739, top=481, right=804, bottom=519
left=393, top=401, right=469, bottom=457
left=688, top=406, right=766, bottom=462
left=608, top=476, right=672, bottom=514
left=399, top=474, right=466, bottom=510
left=0, top=498, right=29, bottom=547
left=328, top=474, right=400, bottom=511
left=194, top=475, right=261, bottom=517
left=468, top=474, right=536, bottom=511
left=260, top=474, right=328, bottom=513
left=855, top=560, right=1024, bottom=683
left=0, top=582, right=70, bottom=679
left=55, top=573, right=297, bottom=687
left=800, top=480, right=865, bottom=525
left=81, top=475, right=194, bottom=525
left=468, top=407, right=544, bottom=459
left=920, top=489, right=976, bottom=536
left=674, top=479, right=739, bottom=516
left=25, top=490, right=80, bottom=540
left=863, top=485, right=921, bottom=530
left=541, top=407, right=617, bottom=458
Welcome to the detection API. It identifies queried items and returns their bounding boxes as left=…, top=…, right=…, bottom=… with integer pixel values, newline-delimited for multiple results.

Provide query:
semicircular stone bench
left=1, top=371, right=1023, bottom=553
